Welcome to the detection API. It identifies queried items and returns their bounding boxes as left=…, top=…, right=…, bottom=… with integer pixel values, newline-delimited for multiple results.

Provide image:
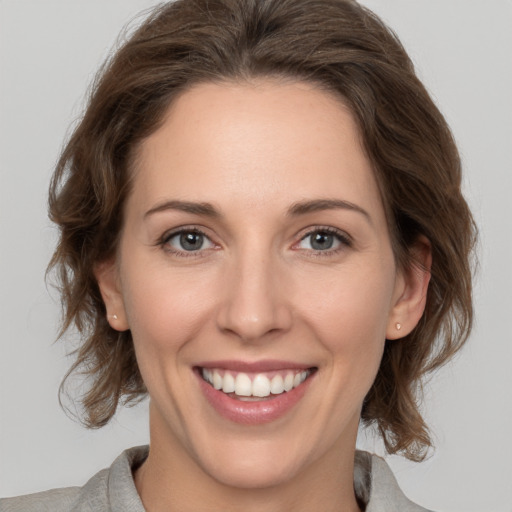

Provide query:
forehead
left=129, top=79, right=385, bottom=223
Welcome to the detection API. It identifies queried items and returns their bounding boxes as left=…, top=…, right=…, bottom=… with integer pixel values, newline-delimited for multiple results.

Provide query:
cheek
left=121, top=261, right=218, bottom=356
left=297, top=262, right=395, bottom=378
left=300, top=264, right=394, bottom=339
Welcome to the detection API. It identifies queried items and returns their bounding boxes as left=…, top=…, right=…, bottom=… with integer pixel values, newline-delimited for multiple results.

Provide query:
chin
left=201, top=453, right=303, bottom=490
left=180, top=426, right=309, bottom=490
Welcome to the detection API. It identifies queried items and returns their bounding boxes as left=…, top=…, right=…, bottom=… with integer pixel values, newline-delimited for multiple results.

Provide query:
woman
left=0, top=0, right=476, bottom=510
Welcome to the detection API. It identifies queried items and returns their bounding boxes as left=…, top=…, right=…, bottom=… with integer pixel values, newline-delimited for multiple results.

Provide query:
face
left=98, top=80, right=424, bottom=490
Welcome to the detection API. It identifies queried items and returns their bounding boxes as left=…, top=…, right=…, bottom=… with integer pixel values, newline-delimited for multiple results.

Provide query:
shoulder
left=356, top=451, right=434, bottom=512
left=0, top=486, right=81, bottom=512
left=2, top=447, right=434, bottom=512
left=0, top=446, right=148, bottom=512
left=0, top=470, right=109, bottom=512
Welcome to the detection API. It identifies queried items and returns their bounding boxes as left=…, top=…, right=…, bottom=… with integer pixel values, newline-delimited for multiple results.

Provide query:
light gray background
left=1, top=1, right=511, bottom=510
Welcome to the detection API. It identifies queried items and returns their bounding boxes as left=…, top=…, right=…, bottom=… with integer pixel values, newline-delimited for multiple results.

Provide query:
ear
left=386, top=236, right=432, bottom=340
left=94, top=258, right=130, bottom=332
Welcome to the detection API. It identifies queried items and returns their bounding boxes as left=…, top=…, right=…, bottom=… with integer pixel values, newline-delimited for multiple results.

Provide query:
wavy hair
left=48, top=0, right=476, bottom=461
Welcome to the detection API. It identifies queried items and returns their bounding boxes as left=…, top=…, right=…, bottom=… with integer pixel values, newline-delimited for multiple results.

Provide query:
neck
left=134, top=404, right=362, bottom=512
left=135, top=454, right=361, bottom=512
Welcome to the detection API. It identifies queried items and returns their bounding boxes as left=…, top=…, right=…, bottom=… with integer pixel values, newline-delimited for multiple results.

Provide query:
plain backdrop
left=1, top=1, right=511, bottom=510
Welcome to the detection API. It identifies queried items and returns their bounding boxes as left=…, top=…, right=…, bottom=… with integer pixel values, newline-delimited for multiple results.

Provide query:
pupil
left=180, top=232, right=203, bottom=251
left=311, top=232, right=333, bottom=250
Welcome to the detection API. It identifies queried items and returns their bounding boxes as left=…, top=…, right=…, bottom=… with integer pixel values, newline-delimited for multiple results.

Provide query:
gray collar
left=73, top=446, right=430, bottom=512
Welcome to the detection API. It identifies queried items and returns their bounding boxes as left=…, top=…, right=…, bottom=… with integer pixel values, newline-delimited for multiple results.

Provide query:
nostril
left=216, top=299, right=293, bottom=342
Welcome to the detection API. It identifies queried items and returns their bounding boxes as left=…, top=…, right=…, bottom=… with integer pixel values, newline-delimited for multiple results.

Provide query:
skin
left=96, top=80, right=430, bottom=512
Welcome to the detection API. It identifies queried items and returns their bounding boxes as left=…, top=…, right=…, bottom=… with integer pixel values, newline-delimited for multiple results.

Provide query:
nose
left=216, top=248, right=292, bottom=342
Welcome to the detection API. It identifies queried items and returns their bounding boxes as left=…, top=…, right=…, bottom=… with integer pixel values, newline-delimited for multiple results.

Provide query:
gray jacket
left=0, top=446, right=432, bottom=511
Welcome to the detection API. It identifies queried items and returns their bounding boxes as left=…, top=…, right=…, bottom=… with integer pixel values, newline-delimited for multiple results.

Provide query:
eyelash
left=158, top=227, right=217, bottom=258
left=157, top=226, right=352, bottom=258
left=295, top=226, right=352, bottom=257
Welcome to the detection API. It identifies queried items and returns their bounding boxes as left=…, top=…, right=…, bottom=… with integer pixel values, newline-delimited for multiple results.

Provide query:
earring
left=111, top=314, right=118, bottom=320
left=395, top=323, right=402, bottom=331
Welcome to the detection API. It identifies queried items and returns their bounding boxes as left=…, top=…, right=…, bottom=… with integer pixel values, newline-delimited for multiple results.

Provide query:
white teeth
left=283, top=373, right=294, bottom=392
left=252, top=374, right=271, bottom=397
left=202, top=369, right=212, bottom=385
left=201, top=368, right=311, bottom=398
left=270, top=375, right=284, bottom=395
left=212, top=371, right=222, bottom=390
left=235, top=373, right=252, bottom=396
left=293, top=371, right=308, bottom=388
left=222, top=372, right=235, bottom=393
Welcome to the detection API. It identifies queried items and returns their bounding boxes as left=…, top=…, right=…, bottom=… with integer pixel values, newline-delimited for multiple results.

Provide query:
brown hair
left=49, top=0, right=476, bottom=461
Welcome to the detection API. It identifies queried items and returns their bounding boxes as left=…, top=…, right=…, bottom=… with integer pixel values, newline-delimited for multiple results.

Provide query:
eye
left=163, top=229, right=215, bottom=254
left=296, top=228, right=351, bottom=253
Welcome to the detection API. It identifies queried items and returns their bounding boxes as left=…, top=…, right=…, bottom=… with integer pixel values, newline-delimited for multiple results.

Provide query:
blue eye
left=164, top=230, right=214, bottom=253
left=297, top=229, right=349, bottom=252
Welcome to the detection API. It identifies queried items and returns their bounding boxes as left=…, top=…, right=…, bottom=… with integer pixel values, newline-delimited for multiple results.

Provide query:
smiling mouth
left=199, top=367, right=317, bottom=401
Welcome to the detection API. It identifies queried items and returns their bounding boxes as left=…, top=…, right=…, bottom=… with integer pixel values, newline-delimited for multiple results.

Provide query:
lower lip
left=196, top=370, right=315, bottom=425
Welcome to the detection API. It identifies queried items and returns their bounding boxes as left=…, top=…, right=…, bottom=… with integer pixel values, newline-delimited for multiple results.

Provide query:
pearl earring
left=395, top=323, right=402, bottom=331
left=111, top=314, right=118, bottom=320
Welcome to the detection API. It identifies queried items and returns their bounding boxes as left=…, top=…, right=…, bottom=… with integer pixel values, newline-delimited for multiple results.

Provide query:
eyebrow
left=287, top=199, right=371, bottom=223
left=144, top=200, right=220, bottom=219
left=144, top=198, right=371, bottom=223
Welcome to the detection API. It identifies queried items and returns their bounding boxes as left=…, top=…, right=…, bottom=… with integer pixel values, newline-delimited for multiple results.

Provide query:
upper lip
left=195, top=360, right=315, bottom=372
